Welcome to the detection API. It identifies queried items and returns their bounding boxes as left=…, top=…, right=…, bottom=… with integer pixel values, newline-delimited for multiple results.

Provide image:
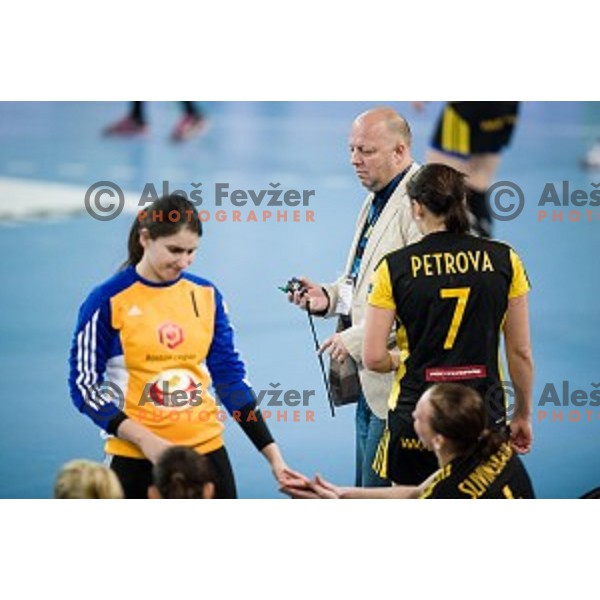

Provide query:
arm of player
left=281, top=473, right=424, bottom=499
left=503, top=293, right=534, bottom=453
left=362, top=305, right=398, bottom=373
left=208, top=286, right=301, bottom=486
left=116, top=419, right=173, bottom=465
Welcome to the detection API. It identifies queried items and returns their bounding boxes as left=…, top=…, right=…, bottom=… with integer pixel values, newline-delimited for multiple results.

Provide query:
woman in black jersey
left=281, top=383, right=535, bottom=499
left=363, top=163, right=534, bottom=486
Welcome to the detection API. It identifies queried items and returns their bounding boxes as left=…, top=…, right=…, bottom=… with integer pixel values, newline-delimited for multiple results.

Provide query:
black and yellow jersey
left=420, top=442, right=535, bottom=499
left=369, top=231, right=530, bottom=423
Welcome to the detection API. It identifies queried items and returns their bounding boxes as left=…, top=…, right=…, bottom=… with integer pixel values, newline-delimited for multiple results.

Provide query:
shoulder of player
left=84, top=267, right=138, bottom=308
left=181, top=272, right=216, bottom=289
left=473, top=235, right=520, bottom=256
left=180, top=272, right=225, bottom=301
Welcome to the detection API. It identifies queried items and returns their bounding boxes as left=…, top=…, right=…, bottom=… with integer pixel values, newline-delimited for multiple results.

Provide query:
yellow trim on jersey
left=368, top=259, right=396, bottom=310
left=497, top=350, right=509, bottom=427
left=508, top=249, right=530, bottom=299
left=441, top=106, right=471, bottom=155
left=389, top=324, right=409, bottom=411
left=502, top=485, right=515, bottom=499
left=420, top=464, right=452, bottom=499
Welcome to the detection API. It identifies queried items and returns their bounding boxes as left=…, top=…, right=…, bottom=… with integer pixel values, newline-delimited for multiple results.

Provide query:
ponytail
left=474, top=428, right=508, bottom=461
left=153, top=446, right=215, bottom=499
left=444, top=196, right=470, bottom=234
left=123, top=217, right=144, bottom=268
left=407, top=164, right=470, bottom=234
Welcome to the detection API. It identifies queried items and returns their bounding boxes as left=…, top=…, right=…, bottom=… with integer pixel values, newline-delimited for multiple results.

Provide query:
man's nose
left=350, top=149, right=362, bottom=166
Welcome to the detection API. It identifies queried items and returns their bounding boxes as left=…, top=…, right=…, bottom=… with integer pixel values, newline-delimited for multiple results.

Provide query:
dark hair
left=406, top=163, right=470, bottom=234
left=153, top=446, right=215, bottom=499
left=123, top=194, right=202, bottom=268
left=427, top=383, right=506, bottom=460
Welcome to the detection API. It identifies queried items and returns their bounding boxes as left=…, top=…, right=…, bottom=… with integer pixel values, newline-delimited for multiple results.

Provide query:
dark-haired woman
left=363, top=163, right=534, bottom=486
left=281, top=383, right=534, bottom=499
left=69, top=195, right=295, bottom=498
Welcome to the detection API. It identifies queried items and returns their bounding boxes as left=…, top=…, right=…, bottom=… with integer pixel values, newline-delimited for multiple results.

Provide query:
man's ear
left=148, top=485, right=161, bottom=499
left=394, top=142, right=407, bottom=161
left=203, top=482, right=216, bottom=499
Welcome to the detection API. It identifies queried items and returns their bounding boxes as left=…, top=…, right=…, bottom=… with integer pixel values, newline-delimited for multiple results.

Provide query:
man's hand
left=287, top=276, right=329, bottom=314
left=319, top=333, right=350, bottom=363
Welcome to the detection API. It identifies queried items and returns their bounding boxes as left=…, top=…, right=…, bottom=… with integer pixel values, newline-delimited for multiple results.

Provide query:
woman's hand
left=280, top=474, right=346, bottom=499
left=116, top=419, right=173, bottom=464
left=261, top=443, right=309, bottom=490
left=139, top=434, right=174, bottom=465
left=510, top=415, right=533, bottom=454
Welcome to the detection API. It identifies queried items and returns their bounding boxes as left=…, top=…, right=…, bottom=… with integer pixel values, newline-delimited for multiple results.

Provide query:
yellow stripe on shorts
left=372, top=426, right=390, bottom=480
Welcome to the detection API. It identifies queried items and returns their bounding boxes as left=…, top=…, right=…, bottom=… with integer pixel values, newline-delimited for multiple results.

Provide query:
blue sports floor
left=0, top=101, right=599, bottom=498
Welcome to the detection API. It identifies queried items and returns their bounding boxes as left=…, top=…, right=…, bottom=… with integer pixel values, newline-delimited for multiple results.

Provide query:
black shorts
left=109, top=445, right=237, bottom=499
left=431, top=102, right=520, bottom=157
left=377, top=406, right=438, bottom=486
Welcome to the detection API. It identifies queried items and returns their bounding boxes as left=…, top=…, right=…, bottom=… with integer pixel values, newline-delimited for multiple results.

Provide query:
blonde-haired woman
left=54, top=459, right=124, bottom=499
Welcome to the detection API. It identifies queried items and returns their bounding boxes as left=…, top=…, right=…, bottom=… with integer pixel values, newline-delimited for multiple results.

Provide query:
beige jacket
left=322, top=163, right=422, bottom=419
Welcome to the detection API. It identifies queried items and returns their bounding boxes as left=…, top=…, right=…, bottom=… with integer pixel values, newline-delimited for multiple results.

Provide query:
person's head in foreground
left=54, top=459, right=124, bottom=499
left=414, top=383, right=503, bottom=464
left=149, top=446, right=216, bottom=499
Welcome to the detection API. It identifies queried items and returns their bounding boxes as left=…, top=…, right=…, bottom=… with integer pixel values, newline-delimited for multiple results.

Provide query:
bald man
left=289, top=107, right=421, bottom=487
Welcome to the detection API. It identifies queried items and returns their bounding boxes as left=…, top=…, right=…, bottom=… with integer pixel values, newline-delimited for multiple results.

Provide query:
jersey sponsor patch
left=158, top=321, right=185, bottom=349
left=425, top=365, right=487, bottom=381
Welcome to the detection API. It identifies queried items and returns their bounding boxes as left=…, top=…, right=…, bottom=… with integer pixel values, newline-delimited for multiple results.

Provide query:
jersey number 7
left=439, top=287, right=471, bottom=350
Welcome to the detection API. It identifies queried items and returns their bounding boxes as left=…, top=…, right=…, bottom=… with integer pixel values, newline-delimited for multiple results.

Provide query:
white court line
left=0, top=176, right=139, bottom=220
